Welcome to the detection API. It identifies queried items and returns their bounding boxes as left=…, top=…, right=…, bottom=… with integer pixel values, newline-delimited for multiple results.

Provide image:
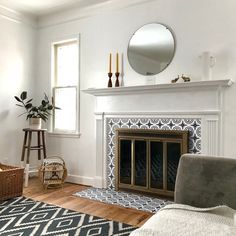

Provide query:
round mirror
left=127, top=23, right=175, bottom=76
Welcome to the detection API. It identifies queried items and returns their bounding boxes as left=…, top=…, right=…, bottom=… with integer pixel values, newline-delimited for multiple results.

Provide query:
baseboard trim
left=66, top=174, right=94, bottom=186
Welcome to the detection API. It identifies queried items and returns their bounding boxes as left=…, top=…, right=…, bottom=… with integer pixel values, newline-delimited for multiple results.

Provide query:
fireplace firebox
left=115, top=129, right=188, bottom=197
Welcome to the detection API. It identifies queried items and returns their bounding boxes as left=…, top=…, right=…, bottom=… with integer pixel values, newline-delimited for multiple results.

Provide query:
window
left=51, top=39, right=79, bottom=135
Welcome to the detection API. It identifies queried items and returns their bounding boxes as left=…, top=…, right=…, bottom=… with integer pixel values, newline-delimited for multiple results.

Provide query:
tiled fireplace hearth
left=83, top=80, right=233, bottom=188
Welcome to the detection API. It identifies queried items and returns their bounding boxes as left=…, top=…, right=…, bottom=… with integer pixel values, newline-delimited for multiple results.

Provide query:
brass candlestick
left=108, top=72, right=113, bottom=87
left=115, top=72, right=120, bottom=87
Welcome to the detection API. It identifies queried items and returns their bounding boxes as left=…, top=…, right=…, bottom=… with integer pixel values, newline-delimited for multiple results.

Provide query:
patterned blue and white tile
left=105, top=117, right=201, bottom=189
left=74, top=187, right=172, bottom=213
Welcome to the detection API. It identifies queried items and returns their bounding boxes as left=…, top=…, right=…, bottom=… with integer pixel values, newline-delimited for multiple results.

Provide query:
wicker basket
left=0, top=163, right=24, bottom=201
left=39, top=156, right=67, bottom=189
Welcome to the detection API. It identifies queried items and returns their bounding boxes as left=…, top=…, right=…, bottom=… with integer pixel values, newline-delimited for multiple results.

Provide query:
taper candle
left=116, top=53, right=119, bottom=73
left=109, top=53, right=112, bottom=73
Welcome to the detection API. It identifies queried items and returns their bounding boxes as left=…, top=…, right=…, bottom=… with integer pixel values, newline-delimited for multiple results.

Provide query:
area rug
left=74, top=188, right=171, bottom=213
left=0, top=196, right=137, bottom=236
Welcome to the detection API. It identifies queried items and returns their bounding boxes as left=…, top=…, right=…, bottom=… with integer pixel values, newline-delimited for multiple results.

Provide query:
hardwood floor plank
left=23, top=177, right=153, bottom=227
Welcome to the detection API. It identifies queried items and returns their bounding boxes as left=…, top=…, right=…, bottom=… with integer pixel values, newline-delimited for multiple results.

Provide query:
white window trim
left=47, top=132, right=81, bottom=138
left=50, top=35, right=80, bottom=137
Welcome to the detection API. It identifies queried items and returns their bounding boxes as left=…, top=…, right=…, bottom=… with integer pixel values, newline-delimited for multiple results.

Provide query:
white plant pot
left=29, top=118, right=42, bottom=129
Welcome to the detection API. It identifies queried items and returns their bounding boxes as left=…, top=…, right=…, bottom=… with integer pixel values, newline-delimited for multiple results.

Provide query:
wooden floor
left=23, top=178, right=153, bottom=227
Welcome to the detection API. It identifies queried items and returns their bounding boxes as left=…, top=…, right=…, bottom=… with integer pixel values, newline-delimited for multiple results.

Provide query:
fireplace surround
left=83, top=79, right=233, bottom=188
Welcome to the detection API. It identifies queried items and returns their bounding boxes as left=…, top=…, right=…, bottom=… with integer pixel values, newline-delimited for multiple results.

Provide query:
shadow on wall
left=0, top=110, right=9, bottom=121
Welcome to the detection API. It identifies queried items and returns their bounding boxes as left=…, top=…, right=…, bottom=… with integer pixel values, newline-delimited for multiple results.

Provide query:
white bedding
left=130, top=204, right=236, bottom=236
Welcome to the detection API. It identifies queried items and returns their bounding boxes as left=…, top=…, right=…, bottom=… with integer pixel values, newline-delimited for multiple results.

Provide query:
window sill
left=47, top=132, right=81, bottom=138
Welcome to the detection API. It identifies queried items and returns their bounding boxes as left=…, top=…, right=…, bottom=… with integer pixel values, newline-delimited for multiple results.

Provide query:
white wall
left=36, top=0, right=236, bottom=185
left=0, top=11, right=36, bottom=165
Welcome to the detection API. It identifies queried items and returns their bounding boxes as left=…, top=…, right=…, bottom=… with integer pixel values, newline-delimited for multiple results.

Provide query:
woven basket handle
left=45, top=156, right=65, bottom=166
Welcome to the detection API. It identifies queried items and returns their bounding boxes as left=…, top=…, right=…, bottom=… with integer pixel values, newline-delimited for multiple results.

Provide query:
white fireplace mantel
left=83, top=79, right=233, bottom=96
left=83, top=79, right=233, bottom=115
left=83, top=79, right=233, bottom=188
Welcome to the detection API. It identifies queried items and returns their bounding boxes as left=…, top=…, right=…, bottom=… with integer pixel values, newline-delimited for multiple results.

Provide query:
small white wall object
left=200, top=51, right=216, bottom=81
left=145, top=75, right=156, bottom=85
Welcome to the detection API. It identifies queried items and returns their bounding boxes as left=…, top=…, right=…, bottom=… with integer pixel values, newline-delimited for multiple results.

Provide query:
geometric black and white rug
left=74, top=188, right=171, bottom=213
left=0, top=196, right=137, bottom=235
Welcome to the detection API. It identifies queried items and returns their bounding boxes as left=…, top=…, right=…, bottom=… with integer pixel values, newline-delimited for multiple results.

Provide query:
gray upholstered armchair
left=175, top=154, right=236, bottom=209
left=131, top=154, right=236, bottom=236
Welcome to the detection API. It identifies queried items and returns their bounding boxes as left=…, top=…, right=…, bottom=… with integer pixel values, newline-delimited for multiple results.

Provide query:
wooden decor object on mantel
left=115, top=72, right=120, bottom=87
left=107, top=72, right=113, bottom=87
left=115, top=128, right=189, bottom=198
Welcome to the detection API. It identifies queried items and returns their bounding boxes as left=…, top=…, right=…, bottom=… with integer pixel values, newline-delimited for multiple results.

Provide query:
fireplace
left=115, top=128, right=188, bottom=197
left=83, top=80, right=231, bottom=189
left=106, top=117, right=201, bottom=190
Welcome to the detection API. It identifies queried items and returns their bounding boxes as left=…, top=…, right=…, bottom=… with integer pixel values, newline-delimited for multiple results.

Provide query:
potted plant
left=14, top=91, right=59, bottom=129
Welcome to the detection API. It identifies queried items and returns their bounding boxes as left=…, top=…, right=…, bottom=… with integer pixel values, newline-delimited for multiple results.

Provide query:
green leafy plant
left=14, top=91, right=59, bottom=122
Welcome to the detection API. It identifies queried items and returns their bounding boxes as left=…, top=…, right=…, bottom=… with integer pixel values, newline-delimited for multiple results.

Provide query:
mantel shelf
left=82, top=79, right=233, bottom=96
